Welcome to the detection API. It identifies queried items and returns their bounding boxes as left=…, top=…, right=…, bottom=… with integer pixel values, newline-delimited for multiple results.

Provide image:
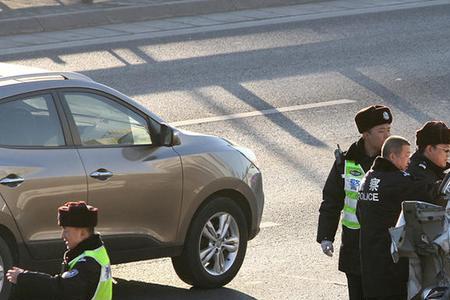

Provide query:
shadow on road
left=339, top=68, right=434, bottom=124
left=113, top=278, right=257, bottom=300
left=223, top=82, right=327, bottom=148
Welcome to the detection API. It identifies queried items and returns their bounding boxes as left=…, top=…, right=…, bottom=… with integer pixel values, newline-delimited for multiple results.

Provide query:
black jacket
left=15, top=234, right=105, bottom=300
left=407, top=151, right=450, bottom=194
left=317, top=138, right=377, bottom=275
left=357, top=157, right=439, bottom=297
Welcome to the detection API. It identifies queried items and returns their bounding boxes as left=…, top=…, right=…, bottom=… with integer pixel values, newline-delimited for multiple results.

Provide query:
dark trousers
left=346, top=273, right=365, bottom=300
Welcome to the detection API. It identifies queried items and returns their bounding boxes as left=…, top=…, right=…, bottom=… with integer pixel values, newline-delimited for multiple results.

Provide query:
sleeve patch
left=62, top=269, right=79, bottom=279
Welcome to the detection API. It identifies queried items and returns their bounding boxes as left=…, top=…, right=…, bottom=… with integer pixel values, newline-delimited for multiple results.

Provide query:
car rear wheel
left=0, top=236, right=13, bottom=300
left=172, top=197, right=248, bottom=288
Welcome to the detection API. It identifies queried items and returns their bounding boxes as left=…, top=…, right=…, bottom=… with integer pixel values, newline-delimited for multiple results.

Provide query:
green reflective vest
left=68, top=245, right=112, bottom=300
left=342, top=160, right=365, bottom=230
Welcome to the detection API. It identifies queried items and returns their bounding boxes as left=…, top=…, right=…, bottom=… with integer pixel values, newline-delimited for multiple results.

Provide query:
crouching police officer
left=7, top=201, right=112, bottom=300
left=407, top=121, right=450, bottom=205
left=357, top=136, right=441, bottom=300
left=317, top=105, right=393, bottom=300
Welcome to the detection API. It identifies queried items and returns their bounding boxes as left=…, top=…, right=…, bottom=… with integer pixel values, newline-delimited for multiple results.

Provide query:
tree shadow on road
left=113, top=278, right=257, bottom=300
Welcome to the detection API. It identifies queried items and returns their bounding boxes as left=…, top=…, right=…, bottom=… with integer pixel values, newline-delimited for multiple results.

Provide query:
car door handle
left=0, top=175, right=24, bottom=187
left=89, top=169, right=113, bottom=181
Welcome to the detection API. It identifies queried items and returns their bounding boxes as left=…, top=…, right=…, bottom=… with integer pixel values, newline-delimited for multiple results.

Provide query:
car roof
left=0, top=63, right=166, bottom=124
left=0, top=63, right=92, bottom=84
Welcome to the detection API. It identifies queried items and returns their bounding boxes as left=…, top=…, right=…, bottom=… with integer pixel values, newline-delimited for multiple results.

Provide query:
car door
left=59, top=90, right=183, bottom=254
left=0, top=92, right=88, bottom=259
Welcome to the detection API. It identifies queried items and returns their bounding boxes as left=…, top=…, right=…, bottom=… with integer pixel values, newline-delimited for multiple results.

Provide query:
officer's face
left=390, top=145, right=411, bottom=171
left=365, top=124, right=391, bottom=152
left=61, top=227, right=87, bottom=250
left=427, top=144, right=450, bottom=168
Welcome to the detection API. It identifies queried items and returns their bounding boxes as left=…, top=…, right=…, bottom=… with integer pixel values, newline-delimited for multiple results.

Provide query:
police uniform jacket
left=15, top=234, right=104, bottom=300
left=357, top=157, right=439, bottom=298
left=317, top=138, right=376, bottom=275
left=408, top=150, right=450, bottom=188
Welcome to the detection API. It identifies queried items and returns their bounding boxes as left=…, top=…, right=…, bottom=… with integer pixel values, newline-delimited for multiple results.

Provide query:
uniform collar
left=372, top=156, right=400, bottom=172
left=411, top=151, right=450, bottom=175
left=346, top=138, right=379, bottom=163
left=64, top=234, right=103, bottom=264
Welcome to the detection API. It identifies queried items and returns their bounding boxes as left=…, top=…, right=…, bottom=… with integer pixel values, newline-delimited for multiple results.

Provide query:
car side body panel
left=0, top=147, right=88, bottom=259
left=172, top=130, right=264, bottom=243
left=0, top=194, right=25, bottom=254
left=78, top=146, right=183, bottom=243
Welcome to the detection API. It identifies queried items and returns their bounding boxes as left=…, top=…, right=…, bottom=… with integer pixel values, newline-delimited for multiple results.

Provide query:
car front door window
left=62, top=92, right=152, bottom=146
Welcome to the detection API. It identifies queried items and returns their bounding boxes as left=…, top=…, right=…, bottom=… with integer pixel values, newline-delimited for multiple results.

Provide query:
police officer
left=357, top=136, right=440, bottom=300
left=317, top=105, right=393, bottom=300
left=6, top=201, right=112, bottom=300
left=407, top=121, right=450, bottom=200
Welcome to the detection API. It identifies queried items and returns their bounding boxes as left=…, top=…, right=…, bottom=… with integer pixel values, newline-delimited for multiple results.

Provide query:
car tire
left=0, top=236, right=13, bottom=300
left=172, top=197, right=248, bottom=288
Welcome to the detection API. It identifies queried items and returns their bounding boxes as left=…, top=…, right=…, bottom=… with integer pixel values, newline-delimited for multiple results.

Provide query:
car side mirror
left=159, top=123, right=173, bottom=146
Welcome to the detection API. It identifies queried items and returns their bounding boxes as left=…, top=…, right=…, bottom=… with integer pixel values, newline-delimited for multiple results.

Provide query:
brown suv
left=0, top=64, right=264, bottom=299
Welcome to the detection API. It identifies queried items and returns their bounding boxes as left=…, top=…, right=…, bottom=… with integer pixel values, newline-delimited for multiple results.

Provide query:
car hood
left=173, top=129, right=230, bottom=150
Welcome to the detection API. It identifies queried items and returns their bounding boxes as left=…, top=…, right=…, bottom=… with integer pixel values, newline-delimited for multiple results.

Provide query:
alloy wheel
left=199, top=212, right=240, bottom=276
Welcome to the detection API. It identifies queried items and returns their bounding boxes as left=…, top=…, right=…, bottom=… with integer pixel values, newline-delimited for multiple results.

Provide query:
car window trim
left=56, top=88, right=159, bottom=149
left=0, top=90, right=75, bottom=149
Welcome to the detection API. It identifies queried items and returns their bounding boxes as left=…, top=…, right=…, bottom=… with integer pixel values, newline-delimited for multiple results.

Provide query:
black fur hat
left=58, top=201, right=98, bottom=228
left=416, top=121, right=450, bottom=146
left=355, top=105, right=393, bottom=133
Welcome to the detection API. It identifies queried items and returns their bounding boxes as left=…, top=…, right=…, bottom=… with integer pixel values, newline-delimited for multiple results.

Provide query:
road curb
left=0, top=0, right=324, bottom=37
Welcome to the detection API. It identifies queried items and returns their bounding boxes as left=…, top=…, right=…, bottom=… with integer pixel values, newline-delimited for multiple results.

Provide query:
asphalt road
left=1, top=3, right=450, bottom=299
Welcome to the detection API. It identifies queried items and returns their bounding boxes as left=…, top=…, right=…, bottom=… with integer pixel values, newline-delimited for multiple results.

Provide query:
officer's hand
left=321, top=240, right=334, bottom=257
left=6, top=267, right=24, bottom=284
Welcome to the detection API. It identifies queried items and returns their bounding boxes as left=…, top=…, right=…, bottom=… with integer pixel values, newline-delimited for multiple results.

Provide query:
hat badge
left=383, top=111, right=389, bottom=120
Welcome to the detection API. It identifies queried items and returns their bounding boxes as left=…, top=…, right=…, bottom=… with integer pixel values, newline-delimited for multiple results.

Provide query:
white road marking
left=279, top=274, right=347, bottom=286
left=170, top=99, right=356, bottom=126
left=259, top=221, right=281, bottom=229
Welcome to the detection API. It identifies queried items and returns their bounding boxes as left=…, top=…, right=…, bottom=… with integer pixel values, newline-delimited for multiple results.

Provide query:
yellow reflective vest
left=342, top=160, right=365, bottom=229
left=68, top=246, right=112, bottom=300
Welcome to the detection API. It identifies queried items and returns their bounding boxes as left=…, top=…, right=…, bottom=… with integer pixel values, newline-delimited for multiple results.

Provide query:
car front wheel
left=172, top=197, right=248, bottom=288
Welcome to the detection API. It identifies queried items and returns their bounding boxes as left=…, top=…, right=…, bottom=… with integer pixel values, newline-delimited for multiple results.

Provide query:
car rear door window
left=62, top=92, right=152, bottom=146
left=0, top=94, right=65, bottom=147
